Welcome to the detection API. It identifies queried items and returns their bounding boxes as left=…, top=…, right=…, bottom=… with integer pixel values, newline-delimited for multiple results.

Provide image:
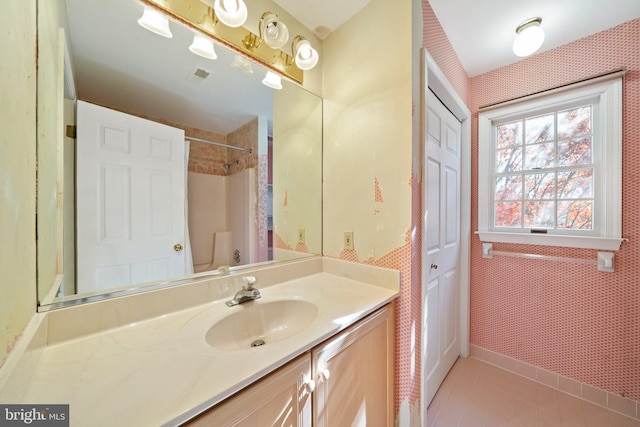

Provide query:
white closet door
left=424, top=89, right=462, bottom=405
left=76, top=101, right=186, bottom=294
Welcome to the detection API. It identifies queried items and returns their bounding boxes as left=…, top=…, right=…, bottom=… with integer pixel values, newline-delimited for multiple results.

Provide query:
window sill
left=475, top=231, right=625, bottom=251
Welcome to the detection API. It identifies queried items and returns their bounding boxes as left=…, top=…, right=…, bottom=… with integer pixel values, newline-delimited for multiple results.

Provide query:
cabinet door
left=185, top=354, right=312, bottom=427
left=312, top=303, right=395, bottom=427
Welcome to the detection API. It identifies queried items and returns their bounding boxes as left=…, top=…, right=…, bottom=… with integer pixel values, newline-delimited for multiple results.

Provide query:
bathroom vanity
left=185, top=303, right=394, bottom=426
left=0, top=257, right=398, bottom=426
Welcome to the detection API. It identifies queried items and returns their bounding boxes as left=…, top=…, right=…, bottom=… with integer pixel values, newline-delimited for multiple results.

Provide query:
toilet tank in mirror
left=36, top=0, right=323, bottom=309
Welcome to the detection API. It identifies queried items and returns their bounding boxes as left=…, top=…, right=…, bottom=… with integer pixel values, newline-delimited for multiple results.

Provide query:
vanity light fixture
left=213, top=0, right=248, bottom=28
left=189, top=33, right=218, bottom=59
left=262, top=70, right=282, bottom=90
left=259, top=12, right=289, bottom=49
left=139, top=0, right=306, bottom=83
left=292, top=36, right=319, bottom=70
left=138, top=5, right=173, bottom=38
left=512, top=17, right=545, bottom=57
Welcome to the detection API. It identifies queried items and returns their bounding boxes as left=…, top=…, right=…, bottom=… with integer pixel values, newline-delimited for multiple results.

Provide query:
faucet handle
left=242, top=276, right=257, bottom=289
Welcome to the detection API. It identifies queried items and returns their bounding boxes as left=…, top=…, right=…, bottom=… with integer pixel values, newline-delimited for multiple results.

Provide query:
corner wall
left=322, top=0, right=415, bottom=421
left=0, top=0, right=37, bottom=367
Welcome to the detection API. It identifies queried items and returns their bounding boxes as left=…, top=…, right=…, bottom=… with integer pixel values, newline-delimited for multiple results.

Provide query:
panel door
left=424, top=89, right=462, bottom=405
left=76, top=100, right=186, bottom=293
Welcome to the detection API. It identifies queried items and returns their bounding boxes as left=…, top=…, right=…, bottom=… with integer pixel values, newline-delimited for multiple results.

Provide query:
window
left=477, top=76, right=623, bottom=250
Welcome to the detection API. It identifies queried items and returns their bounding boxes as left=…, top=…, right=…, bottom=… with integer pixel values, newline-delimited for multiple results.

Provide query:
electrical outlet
left=298, top=228, right=305, bottom=244
left=344, top=231, right=354, bottom=250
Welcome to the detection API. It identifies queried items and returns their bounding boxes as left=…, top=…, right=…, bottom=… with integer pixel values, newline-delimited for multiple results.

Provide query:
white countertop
left=0, top=258, right=398, bottom=426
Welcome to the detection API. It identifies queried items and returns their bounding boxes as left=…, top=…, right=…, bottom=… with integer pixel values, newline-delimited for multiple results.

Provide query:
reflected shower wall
left=188, top=116, right=270, bottom=272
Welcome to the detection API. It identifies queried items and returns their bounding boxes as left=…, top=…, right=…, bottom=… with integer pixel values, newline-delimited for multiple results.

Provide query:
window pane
left=496, top=121, right=522, bottom=149
left=524, top=142, right=555, bottom=170
left=524, top=201, right=555, bottom=228
left=524, top=172, right=555, bottom=200
left=496, top=147, right=522, bottom=173
left=495, top=202, right=521, bottom=227
left=558, top=106, right=591, bottom=139
left=525, top=114, right=554, bottom=144
left=558, top=200, right=593, bottom=229
left=557, top=137, right=592, bottom=167
left=495, top=175, right=522, bottom=200
left=557, top=169, right=593, bottom=199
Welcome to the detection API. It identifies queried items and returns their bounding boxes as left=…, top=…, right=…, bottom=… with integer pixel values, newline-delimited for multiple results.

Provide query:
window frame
left=477, top=77, right=623, bottom=250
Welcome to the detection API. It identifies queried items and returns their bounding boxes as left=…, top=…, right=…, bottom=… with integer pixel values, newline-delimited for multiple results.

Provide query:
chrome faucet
left=225, top=276, right=261, bottom=307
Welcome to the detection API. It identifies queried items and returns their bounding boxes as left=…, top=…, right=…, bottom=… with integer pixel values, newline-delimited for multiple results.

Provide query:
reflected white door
left=76, top=101, right=186, bottom=294
left=424, top=89, right=461, bottom=405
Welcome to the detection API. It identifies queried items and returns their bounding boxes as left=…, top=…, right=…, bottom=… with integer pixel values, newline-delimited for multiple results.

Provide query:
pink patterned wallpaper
left=423, top=0, right=639, bottom=409
left=422, top=0, right=470, bottom=105
left=469, top=19, right=640, bottom=402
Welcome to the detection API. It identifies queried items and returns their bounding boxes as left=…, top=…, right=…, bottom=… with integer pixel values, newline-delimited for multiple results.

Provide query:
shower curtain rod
left=185, top=136, right=253, bottom=154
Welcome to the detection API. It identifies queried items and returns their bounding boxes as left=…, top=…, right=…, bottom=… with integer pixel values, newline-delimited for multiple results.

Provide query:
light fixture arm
left=242, top=32, right=261, bottom=50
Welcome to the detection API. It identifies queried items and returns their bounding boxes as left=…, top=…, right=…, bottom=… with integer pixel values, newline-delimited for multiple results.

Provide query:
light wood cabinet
left=184, top=354, right=312, bottom=426
left=184, top=303, right=394, bottom=426
left=312, top=303, right=394, bottom=427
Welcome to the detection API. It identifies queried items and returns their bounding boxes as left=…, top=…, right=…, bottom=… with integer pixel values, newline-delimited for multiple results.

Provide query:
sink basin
left=206, top=300, right=318, bottom=351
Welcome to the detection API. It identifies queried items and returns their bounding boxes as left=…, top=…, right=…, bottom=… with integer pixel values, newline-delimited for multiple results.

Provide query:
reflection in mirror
left=36, top=0, right=322, bottom=309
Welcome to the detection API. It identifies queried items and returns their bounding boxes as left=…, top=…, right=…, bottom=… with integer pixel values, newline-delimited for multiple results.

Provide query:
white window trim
left=477, top=76, right=623, bottom=251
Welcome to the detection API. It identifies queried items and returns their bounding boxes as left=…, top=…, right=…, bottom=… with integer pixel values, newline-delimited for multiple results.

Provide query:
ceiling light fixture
left=259, top=12, right=289, bottom=49
left=137, top=5, right=173, bottom=38
left=213, top=0, right=247, bottom=28
left=512, top=17, right=545, bottom=57
left=261, top=71, right=282, bottom=90
left=189, top=33, right=217, bottom=59
left=291, top=36, right=319, bottom=70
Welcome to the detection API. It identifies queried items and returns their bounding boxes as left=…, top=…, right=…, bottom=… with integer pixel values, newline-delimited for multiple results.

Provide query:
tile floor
left=427, top=357, right=640, bottom=427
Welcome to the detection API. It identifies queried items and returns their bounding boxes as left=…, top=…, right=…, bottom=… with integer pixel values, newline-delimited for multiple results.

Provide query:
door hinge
left=66, top=125, right=77, bottom=138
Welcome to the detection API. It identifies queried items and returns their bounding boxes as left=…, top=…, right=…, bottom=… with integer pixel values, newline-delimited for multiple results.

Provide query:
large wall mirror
left=37, top=0, right=323, bottom=310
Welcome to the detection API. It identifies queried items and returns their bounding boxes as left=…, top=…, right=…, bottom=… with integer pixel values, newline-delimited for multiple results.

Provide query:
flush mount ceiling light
left=189, top=33, right=217, bottom=59
left=292, top=36, right=319, bottom=70
left=262, top=70, right=282, bottom=90
left=213, top=0, right=247, bottom=28
left=138, top=5, right=173, bottom=38
left=512, top=17, right=545, bottom=57
left=259, top=12, right=289, bottom=49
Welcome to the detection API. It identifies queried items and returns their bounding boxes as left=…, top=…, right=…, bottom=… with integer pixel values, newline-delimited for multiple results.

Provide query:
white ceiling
left=427, top=0, right=640, bottom=77
left=272, top=0, right=372, bottom=39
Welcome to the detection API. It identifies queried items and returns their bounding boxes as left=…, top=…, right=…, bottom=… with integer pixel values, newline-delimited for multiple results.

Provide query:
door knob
left=430, top=263, right=438, bottom=270
left=174, top=243, right=183, bottom=252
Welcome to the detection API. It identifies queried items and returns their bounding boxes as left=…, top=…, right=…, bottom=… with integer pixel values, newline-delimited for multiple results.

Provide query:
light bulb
left=214, top=0, right=247, bottom=27
left=293, top=38, right=319, bottom=70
